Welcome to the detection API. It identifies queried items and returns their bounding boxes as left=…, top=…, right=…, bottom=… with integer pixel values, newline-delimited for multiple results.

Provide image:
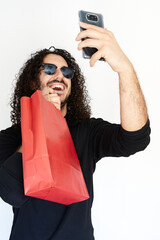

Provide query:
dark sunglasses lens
left=61, top=67, right=74, bottom=79
left=43, top=64, right=57, bottom=75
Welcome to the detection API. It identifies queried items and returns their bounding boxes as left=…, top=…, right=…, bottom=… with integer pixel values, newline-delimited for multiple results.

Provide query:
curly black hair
left=10, top=47, right=92, bottom=128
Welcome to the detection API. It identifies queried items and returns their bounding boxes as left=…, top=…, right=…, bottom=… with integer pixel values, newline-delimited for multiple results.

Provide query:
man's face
left=39, top=54, right=71, bottom=107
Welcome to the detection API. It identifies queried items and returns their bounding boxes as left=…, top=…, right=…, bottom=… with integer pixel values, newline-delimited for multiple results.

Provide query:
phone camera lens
left=87, top=14, right=98, bottom=22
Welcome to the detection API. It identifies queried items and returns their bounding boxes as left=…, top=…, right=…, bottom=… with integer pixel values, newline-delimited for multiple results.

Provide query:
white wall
left=0, top=0, right=159, bottom=239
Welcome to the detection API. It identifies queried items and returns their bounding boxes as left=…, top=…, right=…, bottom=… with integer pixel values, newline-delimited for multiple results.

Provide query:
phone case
left=78, top=10, right=105, bottom=61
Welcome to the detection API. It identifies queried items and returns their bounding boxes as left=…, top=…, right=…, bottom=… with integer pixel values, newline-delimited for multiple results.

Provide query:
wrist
left=118, top=65, right=139, bottom=92
left=118, top=63, right=135, bottom=76
left=17, top=145, right=22, bottom=153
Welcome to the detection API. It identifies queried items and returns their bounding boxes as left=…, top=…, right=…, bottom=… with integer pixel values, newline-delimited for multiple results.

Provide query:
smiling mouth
left=52, top=85, right=64, bottom=90
left=47, top=82, right=65, bottom=96
left=48, top=81, right=65, bottom=89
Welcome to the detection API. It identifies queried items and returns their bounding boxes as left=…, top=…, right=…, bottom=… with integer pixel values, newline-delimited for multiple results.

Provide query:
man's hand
left=41, top=86, right=61, bottom=111
left=76, top=21, right=133, bottom=72
left=76, top=21, right=148, bottom=131
left=17, top=145, right=22, bottom=153
left=16, top=88, right=61, bottom=155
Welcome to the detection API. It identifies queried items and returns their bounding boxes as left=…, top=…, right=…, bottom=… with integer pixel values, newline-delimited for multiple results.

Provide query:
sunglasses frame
left=41, top=63, right=74, bottom=79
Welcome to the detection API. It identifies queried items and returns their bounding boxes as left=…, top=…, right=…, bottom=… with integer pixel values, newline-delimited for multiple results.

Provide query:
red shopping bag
left=21, top=90, right=89, bottom=205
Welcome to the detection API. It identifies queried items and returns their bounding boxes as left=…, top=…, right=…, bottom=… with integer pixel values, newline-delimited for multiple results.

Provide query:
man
left=0, top=22, right=150, bottom=240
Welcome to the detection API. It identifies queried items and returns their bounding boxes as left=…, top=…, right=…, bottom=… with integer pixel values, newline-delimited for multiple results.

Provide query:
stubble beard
left=60, top=94, right=70, bottom=109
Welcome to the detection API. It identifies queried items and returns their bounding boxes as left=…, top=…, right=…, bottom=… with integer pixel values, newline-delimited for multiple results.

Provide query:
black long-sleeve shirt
left=0, top=116, right=150, bottom=240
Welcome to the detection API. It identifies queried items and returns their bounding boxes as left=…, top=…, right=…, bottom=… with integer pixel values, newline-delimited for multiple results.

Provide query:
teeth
left=52, top=84, right=64, bottom=90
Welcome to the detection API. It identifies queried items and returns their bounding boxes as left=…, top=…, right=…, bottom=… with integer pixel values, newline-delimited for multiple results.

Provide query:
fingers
left=76, top=22, right=108, bottom=41
left=41, top=86, right=61, bottom=110
left=90, top=51, right=103, bottom=67
left=48, top=93, right=61, bottom=110
left=79, top=21, right=106, bottom=33
left=76, top=29, right=101, bottom=41
left=78, top=38, right=102, bottom=50
left=41, top=86, right=54, bottom=96
left=76, top=21, right=115, bottom=67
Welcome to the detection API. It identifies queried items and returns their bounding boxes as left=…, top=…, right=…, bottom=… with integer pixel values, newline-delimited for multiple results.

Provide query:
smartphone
left=78, top=10, right=105, bottom=61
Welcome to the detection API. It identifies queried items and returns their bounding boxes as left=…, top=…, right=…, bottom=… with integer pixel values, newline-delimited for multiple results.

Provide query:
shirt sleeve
left=0, top=126, right=30, bottom=208
left=88, top=118, right=151, bottom=163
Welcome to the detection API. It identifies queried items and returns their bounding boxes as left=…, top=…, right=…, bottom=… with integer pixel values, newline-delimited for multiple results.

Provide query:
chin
left=60, top=96, right=66, bottom=102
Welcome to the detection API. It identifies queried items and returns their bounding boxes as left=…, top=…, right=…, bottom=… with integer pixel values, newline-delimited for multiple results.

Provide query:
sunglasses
left=41, top=63, right=74, bottom=79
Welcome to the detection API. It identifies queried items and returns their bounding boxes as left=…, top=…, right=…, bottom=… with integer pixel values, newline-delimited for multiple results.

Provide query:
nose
left=54, top=67, right=63, bottom=79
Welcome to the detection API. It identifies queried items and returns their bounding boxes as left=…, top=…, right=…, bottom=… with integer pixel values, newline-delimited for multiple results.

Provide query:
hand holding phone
left=76, top=10, right=132, bottom=71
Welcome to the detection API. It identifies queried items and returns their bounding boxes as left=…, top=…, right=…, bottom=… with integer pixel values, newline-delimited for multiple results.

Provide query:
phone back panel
left=79, top=10, right=104, bottom=28
left=79, top=10, right=104, bottom=60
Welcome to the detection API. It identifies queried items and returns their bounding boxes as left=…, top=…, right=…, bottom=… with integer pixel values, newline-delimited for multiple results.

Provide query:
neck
left=61, top=104, right=67, bottom=117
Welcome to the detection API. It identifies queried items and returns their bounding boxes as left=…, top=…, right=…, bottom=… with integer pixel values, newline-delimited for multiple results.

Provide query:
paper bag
left=21, top=90, right=89, bottom=205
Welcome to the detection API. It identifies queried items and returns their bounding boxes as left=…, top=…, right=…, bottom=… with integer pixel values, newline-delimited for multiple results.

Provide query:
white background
left=0, top=0, right=160, bottom=239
